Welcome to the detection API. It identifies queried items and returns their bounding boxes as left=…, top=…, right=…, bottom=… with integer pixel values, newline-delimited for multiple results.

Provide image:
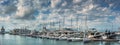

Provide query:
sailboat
left=66, top=17, right=83, bottom=42
left=83, top=30, right=91, bottom=43
left=83, top=15, right=91, bottom=43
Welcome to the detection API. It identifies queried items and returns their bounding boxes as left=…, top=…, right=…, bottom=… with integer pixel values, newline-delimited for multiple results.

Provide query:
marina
left=1, top=27, right=119, bottom=42
left=1, top=0, right=120, bottom=45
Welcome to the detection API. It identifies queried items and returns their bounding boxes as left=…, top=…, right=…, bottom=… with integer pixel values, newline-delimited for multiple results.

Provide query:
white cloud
left=0, top=0, right=17, bottom=15
left=80, top=3, right=96, bottom=14
left=0, top=0, right=120, bottom=31
left=73, top=0, right=82, bottom=3
left=51, top=0, right=61, bottom=8
left=0, top=16, right=10, bottom=22
left=15, top=6, right=26, bottom=17
left=114, top=15, right=120, bottom=23
left=62, top=1, right=67, bottom=6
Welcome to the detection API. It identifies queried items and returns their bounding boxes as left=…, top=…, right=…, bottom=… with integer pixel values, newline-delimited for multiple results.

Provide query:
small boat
left=83, top=38, right=91, bottom=43
left=54, top=37, right=60, bottom=40
left=83, top=30, right=91, bottom=43
left=58, top=37, right=67, bottom=40
left=67, top=37, right=82, bottom=42
left=102, top=35, right=107, bottom=39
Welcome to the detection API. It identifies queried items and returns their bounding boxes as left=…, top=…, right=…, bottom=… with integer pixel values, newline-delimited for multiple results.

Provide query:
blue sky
left=0, top=0, right=120, bottom=31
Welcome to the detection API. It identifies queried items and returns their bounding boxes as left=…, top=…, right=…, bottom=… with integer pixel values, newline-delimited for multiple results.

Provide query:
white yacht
left=83, top=31, right=91, bottom=43
left=102, top=35, right=108, bottom=39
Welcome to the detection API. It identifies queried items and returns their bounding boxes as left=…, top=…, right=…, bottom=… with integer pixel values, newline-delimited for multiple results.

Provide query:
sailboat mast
left=84, top=15, right=88, bottom=37
left=59, top=19, right=61, bottom=30
left=71, top=18, right=73, bottom=28
left=63, top=16, right=65, bottom=28
left=85, top=15, right=88, bottom=31
left=52, top=20, right=56, bottom=30
left=112, top=22, right=113, bottom=30
left=76, top=16, right=79, bottom=31
left=50, top=20, right=52, bottom=30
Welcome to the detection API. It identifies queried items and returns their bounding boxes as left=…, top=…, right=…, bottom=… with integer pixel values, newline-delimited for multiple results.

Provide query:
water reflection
left=0, top=34, right=120, bottom=45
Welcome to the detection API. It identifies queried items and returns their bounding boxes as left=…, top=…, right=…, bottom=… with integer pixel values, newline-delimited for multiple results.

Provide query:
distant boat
left=83, top=38, right=91, bottom=43
left=67, top=37, right=82, bottom=41
left=0, top=26, right=5, bottom=34
left=59, top=37, right=67, bottom=40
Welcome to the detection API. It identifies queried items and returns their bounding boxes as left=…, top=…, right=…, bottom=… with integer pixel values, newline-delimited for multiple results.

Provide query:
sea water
left=0, top=34, right=120, bottom=45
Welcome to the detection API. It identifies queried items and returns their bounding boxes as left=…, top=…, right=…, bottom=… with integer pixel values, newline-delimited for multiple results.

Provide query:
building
left=10, top=28, right=31, bottom=35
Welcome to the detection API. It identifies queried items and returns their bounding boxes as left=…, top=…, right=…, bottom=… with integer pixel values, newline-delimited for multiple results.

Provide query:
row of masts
left=44, top=15, right=81, bottom=31
left=17, top=14, right=116, bottom=32
left=40, top=15, right=117, bottom=33
left=8, top=14, right=117, bottom=33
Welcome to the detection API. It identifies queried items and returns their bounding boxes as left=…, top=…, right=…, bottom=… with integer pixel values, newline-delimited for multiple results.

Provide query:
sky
left=0, top=0, right=120, bottom=31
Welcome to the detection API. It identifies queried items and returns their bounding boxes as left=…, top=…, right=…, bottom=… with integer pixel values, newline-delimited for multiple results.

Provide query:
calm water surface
left=0, top=34, right=120, bottom=45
